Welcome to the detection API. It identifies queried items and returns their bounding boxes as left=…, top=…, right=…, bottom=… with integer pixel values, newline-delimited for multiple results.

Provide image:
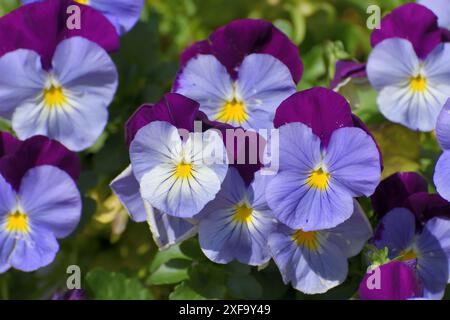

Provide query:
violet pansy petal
left=125, top=93, right=200, bottom=146
left=373, top=208, right=416, bottom=257
left=416, top=217, right=450, bottom=299
left=236, top=53, right=296, bottom=130
left=404, top=192, right=450, bottom=222
left=10, top=224, right=59, bottom=272
left=418, top=0, right=450, bottom=30
left=0, top=132, right=21, bottom=157
left=2, top=0, right=119, bottom=69
left=0, top=49, right=46, bottom=119
left=434, top=151, right=450, bottom=202
left=436, top=99, right=450, bottom=150
left=110, top=165, right=146, bottom=222
left=371, top=3, right=441, bottom=59
left=359, top=261, right=421, bottom=300
left=324, top=127, right=381, bottom=197
left=330, top=60, right=367, bottom=89
left=371, top=172, right=428, bottom=218
left=146, top=202, right=197, bottom=250
left=19, top=166, right=82, bottom=238
left=273, top=88, right=354, bottom=146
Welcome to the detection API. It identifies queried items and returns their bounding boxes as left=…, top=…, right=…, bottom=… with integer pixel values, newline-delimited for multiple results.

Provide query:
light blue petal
left=0, top=174, right=17, bottom=217
left=0, top=49, right=46, bottom=119
left=435, top=99, right=450, bottom=150
left=19, top=166, right=82, bottom=239
left=129, top=121, right=183, bottom=182
left=236, top=54, right=296, bottom=130
left=147, top=203, right=197, bottom=250
left=12, top=37, right=117, bottom=151
left=325, top=127, right=381, bottom=197
left=250, top=170, right=274, bottom=214
left=416, top=217, right=450, bottom=300
left=110, top=165, right=146, bottom=222
left=10, top=224, right=59, bottom=272
left=373, top=208, right=416, bottom=257
left=434, top=151, right=450, bottom=202
left=0, top=231, right=14, bottom=273
left=175, top=54, right=233, bottom=121
left=90, top=0, right=144, bottom=35
left=367, top=38, right=418, bottom=91
left=419, top=0, right=450, bottom=29
left=325, top=200, right=373, bottom=257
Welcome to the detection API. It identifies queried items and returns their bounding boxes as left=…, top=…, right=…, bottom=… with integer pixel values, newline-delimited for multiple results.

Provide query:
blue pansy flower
left=198, top=167, right=276, bottom=266
left=22, top=0, right=144, bottom=35
left=373, top=208, right=450, bottom=299
left=266, top=121, right=380, bottom=231
left=434, top=100, right=450, bottom=202
left=269, top=201, right=372, bottom=294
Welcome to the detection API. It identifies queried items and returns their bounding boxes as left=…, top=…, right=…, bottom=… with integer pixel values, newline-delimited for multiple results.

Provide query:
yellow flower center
left=233, top=203, right=253, bottom=223
left=43, top=85, right=67, bottom=108
left=292, top=229, right=319, bottom=251
left=174, top=162, right=193, bottom=179
left=410, top=75, right=427, bottom=93
left=306, top=168, right=330, bottom=191
left=216, top=99, right=248, bottom=125
left=399, top=249, right=417, bottom=261
left=6, top=211, right=29, bottom=234
left=75, top=0, right=89, bottom=4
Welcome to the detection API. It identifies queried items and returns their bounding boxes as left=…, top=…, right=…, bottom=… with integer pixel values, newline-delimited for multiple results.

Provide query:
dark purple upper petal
left=0, top=132, right=21, bottom=158
left=125, top=93, right=200, bottom=146
left=359, top=260, right=422, bottom=300
left=370, top=172, right=428, bottom=218
left=405, top=192, right=450, bottom=223
left=371, top=3, right=442, bottom=59
left=330, top=60, right=367, bottom=89
left=0, top=135, right=80, bottom=191
left=0, top=0, right=119, bottom=69
left=179, top=19, right=302, bottom=83
left=273, top=87, right=354, bottom=146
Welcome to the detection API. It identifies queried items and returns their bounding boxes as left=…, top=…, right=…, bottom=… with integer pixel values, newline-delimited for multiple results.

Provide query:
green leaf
left=149, top=244, right=192, bottom=274
left=86, top=268, right=153, bottom=300
left=227, top=275, right=262, bottom=299
left=169, top=282, right=204, bottom=300
left=147, top=259, right=191, bottom=285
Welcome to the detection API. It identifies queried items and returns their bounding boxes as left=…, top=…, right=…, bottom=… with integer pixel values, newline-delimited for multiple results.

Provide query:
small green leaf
left=147, top=259, right=191, bottom=285
left=228, top=275, right=262, bottom=299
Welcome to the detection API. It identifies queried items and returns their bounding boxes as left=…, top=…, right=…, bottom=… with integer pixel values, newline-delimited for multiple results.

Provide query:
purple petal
left=405, top=192, right=450, bottom=223
left=436, top=98, right=450, bottom=150
left=371, top=3, right=441, bottom=59
left=273, top=87, right=354, bottom=146
left=330, top=60, right=367, bottom=89
left=418, top=0, right=450, bottom=30
left=0, top=132, right=21, bottom=157
left=434, top=151, right=450, bottom=202
left=125, top=93, right=200, bottom=146
left=0, top=0, right=119, bottom=69
left=52, top=289, right=87, bottom=300
left=0, top=135, right=80, bottom=191
left=179, top=19, right=302, bottom=83
left=359, top=261, right=422, bottom=300
left=371, top=172, right=428, bottom=218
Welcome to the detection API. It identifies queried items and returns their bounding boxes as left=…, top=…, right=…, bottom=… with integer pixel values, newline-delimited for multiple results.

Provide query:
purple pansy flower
left=0, top=133, right=81, bottom=273
left=367, top=3, right=450, bottom=131
left=373, top=208, right=450, bottom=299
left=359, top=260, right=423, bottom=300
left=173, top=19, right=302, bottom=130
left=52, top=289, right=87, bottom=300
left=198, top=168, right=275, bottom=266
left=21, top=0, right=144, bottom=35
left=269, top=201, right=372, bottom=294
left=330, top=60, right=367, bottom=90
left=266, top=88, right=381, bottom=231
left=0, top=1, right=119, bottom=151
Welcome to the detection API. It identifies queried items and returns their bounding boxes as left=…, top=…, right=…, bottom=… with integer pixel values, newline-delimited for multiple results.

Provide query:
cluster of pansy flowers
left=111, top=19, right=385, bottom=295
left=0, top=0, right=144, bottom=272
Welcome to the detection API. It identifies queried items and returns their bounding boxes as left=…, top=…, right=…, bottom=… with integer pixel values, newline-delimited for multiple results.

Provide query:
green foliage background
left=0, top=0, right=445, bottom=300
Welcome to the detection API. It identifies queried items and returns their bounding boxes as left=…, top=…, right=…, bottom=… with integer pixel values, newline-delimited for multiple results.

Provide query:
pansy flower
left=373, top=208, right=450, bottom=299
left=266, top=88, right=381, bottom=231
left=173, top=19, right=302, bottom=130
left=367, top=3, right=450, bottom=131
left=0, top=132, right=81, bottom=272
left=197, top=168, right=275, bottom=266
left=22, top=0, right=144, bottom=35
left=359, top=260, right=423, bottom=300
left=269, top=201, right=372, bottom=294
left=112, top=94, right=218, bottom=248
left=434, top=101, right=450, bottom=203
left=0, top=0, right=119, bottom=151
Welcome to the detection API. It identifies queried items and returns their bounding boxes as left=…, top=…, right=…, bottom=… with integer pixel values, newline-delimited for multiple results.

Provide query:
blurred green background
left=1, top=0, right=445, bottom=300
